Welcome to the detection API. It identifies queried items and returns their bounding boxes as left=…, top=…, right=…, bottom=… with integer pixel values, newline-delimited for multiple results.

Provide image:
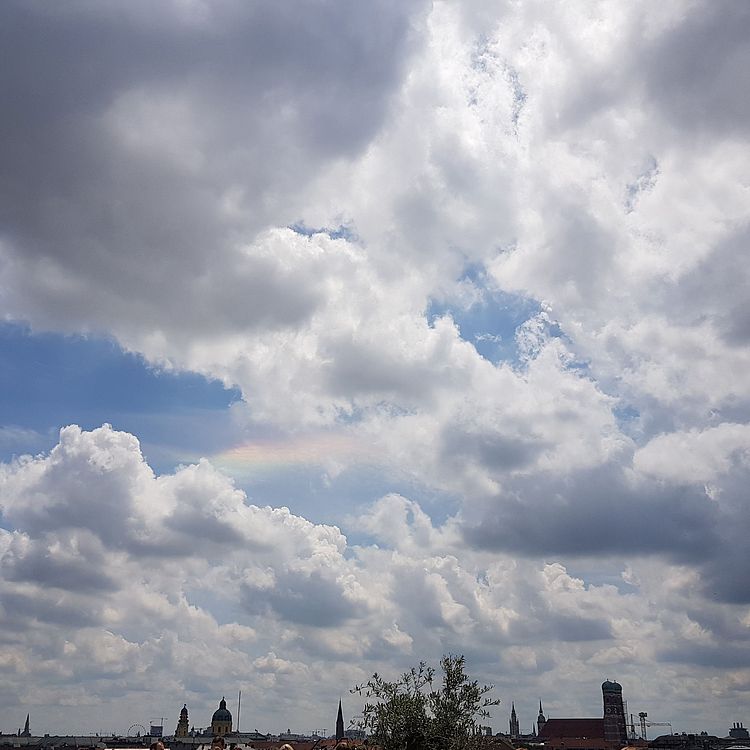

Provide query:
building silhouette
left=602, top=680, right=627, bottom=745
left=175, top=705, right=189, bottom=738
left=510, top=703, right=520, bottom=738
left=536, top=680, right=629, bottom=750
left=211, top=698, right=232, bottom=737
left=537, top=701, right=547, bottom=735
left=729, top=724, right=750, bottom=740
left=336, top=700, right=345, bottom=742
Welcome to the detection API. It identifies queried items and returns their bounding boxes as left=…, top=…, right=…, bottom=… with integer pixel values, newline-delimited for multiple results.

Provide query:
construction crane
left=636, top=712, right=673, bottom=740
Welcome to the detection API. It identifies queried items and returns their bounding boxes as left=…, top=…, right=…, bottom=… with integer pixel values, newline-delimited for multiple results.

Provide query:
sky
left=1, top=0, right=749, bottom=739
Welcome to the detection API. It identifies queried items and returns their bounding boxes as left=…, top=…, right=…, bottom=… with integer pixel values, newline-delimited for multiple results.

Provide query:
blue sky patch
left=289, top=221, right=359, bottom=243
left=427, top=284, right=541, bottom=364
left=0, top=323, right=241, bottom=468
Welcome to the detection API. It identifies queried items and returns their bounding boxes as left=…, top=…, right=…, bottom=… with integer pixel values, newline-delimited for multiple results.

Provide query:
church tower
left=602, top=681, right=627, bottom=745
left=211, top=697, right=232, bottom=737
left=336, top=699, right=345, bottom=741
left=176, top=705, right=189, bottom=738
left=537, top=701, right=546, bottom=735
left=509, top=703, right=520, bottom=738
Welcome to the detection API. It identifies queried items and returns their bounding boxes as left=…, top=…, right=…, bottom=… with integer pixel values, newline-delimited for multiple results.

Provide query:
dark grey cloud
left=164, top=507, right=246, bottom=547
left=638, top=2, right=750, bottom=136
left=506, top=609, right=612, bottom=644
left=0, top=588, right=104, bottom=628
left=551, top=1, right=750, bottom=140
left=671, top=225, right=750, bottom=346
left=683, top=605, right=750, bottom=644
left=0, top=0, right=427, bottom=336
left=441, top=427, right=544, bottom=473
left=463, top=462, right=718, bottom=559
left=464, top=459, right=750, bottom=606
left=659, top=643, right=750, bottom=670
left=321, top=332, right=462, bottom=404
left=242, top=568, right=356, bottom=627
left=694, top=467, right=750, bottom=604
left=546, top=613, right=612, bottom=643
left=1, top=532, right=120, bottom=594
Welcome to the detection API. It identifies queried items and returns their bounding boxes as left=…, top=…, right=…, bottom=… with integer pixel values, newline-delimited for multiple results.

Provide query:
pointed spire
left=509, top=702, right=519, bottom=738
left=23, top=714, right=30, bottom=736
left=336, top=699, right=345, bottom=741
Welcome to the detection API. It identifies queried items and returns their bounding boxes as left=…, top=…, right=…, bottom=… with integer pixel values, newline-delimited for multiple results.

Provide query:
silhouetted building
left=729, top=725, right=750, bottom=741
left=211, top=698, right=232, bottom=737
left=602, top=681, right=628, bottom=746
left=538, top=702, right=547, bottom=736
left=336, top=700, right=345, bottom=742
left=510, top=703, right=520, bottom=738
left=649, top=733, right=726, bottom=750
left=176, top=705, right=189, bottom=738
left=537, top=680, right=629, bottom=750
left=539, top=718, right=605, bottom=746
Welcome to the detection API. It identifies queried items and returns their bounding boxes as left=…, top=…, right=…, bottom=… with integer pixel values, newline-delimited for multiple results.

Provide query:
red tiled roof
left=538, top=720, right=605, bottom=740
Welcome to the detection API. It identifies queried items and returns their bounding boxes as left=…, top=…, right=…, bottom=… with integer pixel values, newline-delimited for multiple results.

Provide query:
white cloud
left=635, top=424, right=750, bottom=483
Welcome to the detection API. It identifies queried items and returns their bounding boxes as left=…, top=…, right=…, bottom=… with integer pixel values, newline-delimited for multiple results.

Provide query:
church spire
left=537, top=701, right=546, bottom=735
left=509, top=702, right=519, bottom=738
left=22, top=714, right=30, bottom=737
left=336, top=699, right=345, bottom=741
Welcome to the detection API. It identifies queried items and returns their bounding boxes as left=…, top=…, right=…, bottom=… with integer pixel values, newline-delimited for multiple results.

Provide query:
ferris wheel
left=128, top=724, right=147, bottom=738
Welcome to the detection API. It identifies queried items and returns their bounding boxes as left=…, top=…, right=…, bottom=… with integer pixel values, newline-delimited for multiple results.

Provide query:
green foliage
left=353, top=655, right=500, bottom=750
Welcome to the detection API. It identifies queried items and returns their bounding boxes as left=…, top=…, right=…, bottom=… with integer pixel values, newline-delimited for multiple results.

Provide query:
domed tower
left=211, top=697, right=232, bottom=737
left=602, top=681, right=627, bottom=745
left=176, top=705, right=189, bottom=738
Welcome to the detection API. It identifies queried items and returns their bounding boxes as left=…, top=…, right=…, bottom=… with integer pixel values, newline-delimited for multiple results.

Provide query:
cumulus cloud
left=1, top=426, right=750, bottom=731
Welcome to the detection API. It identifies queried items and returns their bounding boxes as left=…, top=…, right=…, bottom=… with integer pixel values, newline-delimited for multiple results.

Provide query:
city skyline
left=1, top=0, right=750, bottom=741
left=1, top=673, right=742, bottom=738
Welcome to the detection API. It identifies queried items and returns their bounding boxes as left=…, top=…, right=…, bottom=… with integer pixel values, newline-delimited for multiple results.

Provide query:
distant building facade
left=536, top=680, right=629, bottom=750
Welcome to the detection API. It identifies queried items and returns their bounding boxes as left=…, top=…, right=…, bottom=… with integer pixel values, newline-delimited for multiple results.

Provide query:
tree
left=353, top=654, right=500, bottom=750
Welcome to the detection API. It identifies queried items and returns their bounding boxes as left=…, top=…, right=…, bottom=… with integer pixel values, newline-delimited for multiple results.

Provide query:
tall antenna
left=237, top=690, right=242, bottom=734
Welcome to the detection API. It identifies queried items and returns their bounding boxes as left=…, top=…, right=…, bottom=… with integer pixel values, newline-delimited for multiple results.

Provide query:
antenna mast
left=237, top=690, right=242, bottom=733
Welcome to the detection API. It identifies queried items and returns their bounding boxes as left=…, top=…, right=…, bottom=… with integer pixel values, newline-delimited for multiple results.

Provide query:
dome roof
left=602, top=680, right=622, bottom=692
left=212, top=698, right=232, bottom=723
